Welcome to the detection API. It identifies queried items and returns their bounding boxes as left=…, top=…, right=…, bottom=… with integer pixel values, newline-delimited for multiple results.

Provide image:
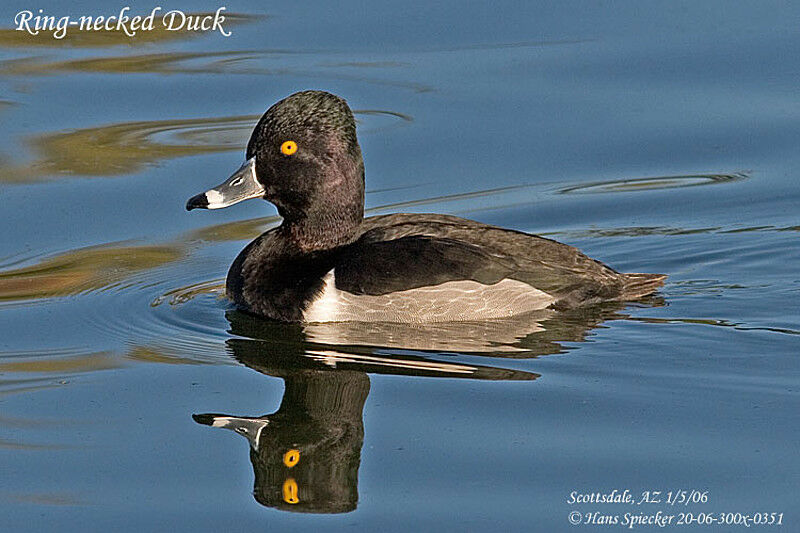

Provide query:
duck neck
left=277, top=146, right=365, bottom=252
left=279, top=201, right=363, bottom=252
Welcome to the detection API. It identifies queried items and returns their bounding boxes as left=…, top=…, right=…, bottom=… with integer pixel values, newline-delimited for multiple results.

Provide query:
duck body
left=226, top=213, right=665, bottom=323
left=188, top=90, right=665, bottom=323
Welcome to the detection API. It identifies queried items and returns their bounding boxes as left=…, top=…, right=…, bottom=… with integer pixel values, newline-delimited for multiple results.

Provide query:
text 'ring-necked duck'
left=186, top=90, right=666, bottom=323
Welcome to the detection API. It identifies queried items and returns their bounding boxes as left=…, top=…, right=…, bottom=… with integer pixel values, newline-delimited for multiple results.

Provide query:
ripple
left=558, top=173, right=748, bottom=194
left=668, top=279, right=752, bottom=296
left=0, top=249, right=49, bottom=270
left=79, top=254, right=234, bottom=364
left=544, top=224, right=797, bottom=239
left=319, top=60, right=410, bottom=68
left=0, top=110, right=412, bottom=183
left=0, top=242, right=184, bottom=305
left=55, top=241, right=239, bottom=365
left=627, top=316, right=800, bottom=337
left=0, top=347, right=89, bottom=361
left=0, top=49, right=433, bottom=92
left=0, top=376, right=67, bottom=398
left=0, top=233, right=231, bottom=364
left=150, top=278, right=226, bottom=307
left=353, top=109, right=413, bottom=132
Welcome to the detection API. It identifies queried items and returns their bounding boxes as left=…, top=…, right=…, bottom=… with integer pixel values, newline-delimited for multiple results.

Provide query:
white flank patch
left=303, top=271, right=556, bottom=323
left=303, top=270, right=340, bottom=323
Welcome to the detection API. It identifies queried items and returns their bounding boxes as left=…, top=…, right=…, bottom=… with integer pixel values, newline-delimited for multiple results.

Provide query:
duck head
left=186, top=90, right=366, bottom=248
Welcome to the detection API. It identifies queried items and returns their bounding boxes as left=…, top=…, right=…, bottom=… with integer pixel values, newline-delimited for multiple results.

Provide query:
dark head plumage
left=247, top=91, right=365, bottom=247
left=186, top=90, right=366, bottom=249
left=247, top=90, right=359, bottom=159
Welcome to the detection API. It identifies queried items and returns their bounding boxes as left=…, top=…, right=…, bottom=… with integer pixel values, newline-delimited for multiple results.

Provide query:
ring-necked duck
left=187, top=90, right=665, bottom=323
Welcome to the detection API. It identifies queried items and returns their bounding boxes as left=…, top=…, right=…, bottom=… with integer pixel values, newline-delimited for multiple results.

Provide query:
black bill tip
left=192, top=413, right=218, bottom=425
left=186, top=193, right=209, bottom=211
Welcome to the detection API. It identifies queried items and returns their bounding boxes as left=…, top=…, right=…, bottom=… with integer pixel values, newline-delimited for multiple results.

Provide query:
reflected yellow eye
left=283, top=449, right=300, bottom=468
left=281, top=140, right=298, bottom=155
left=282, top=478, right=299, bottom=504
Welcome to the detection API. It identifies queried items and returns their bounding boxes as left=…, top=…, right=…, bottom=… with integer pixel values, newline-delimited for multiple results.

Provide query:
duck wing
left=341, top=213, right=662, bottom=307
left=335, top=234, right=516, bottom=295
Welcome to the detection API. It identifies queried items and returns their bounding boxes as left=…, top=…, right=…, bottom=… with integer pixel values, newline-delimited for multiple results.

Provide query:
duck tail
left=621, top=272, right=667, bottom=299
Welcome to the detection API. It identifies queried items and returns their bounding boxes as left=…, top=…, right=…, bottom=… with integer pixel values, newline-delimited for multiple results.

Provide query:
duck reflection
left=193, top=302, right=656, bottom=513
left=194, top=370, right=369, bottom=513
left=224, top=301, right=645, bottom=359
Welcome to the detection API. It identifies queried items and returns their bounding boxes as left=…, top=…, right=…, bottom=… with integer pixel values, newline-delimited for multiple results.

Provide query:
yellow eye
left=283, top=449, right=300, bottom=468
left=281, top=140, right=298, bottom=155
left=282, top=478, right=299, bottom=504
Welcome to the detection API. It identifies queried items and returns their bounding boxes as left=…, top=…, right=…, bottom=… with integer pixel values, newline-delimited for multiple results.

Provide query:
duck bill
left=193, top=413, right=270, bottom=450
left=186, top=157, right=264, bottom=210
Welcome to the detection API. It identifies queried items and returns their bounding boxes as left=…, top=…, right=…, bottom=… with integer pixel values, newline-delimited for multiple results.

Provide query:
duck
left=186, top=90, right=666, bottom=323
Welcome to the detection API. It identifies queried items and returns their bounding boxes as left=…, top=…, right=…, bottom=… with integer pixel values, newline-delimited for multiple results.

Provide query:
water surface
left=0, top=1, right=798, bottom=531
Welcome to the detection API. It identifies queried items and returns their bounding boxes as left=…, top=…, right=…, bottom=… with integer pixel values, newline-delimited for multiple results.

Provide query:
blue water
left=0, top=1, right=798, bottom=531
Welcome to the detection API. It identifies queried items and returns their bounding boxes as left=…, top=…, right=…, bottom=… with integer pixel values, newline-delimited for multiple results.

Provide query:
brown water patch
left=183, top=216, right=281, bottom=243
left=0, top=243, right=183, bottom=302
left=0, top=438, right=62, bottom=450
left=125, top=346, right=210, bottom=366
left=0, top=110, right=411, bottom=183
left=0, top=351, right=120, bottom=373
left=0, top=49, right=433, bottom=92
left=0, top=50, right=271, bottom=76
